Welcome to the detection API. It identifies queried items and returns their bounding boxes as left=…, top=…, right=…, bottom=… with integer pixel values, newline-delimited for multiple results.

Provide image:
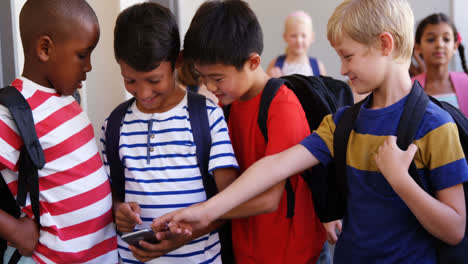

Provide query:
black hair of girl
left=415, top=13, right=468, bottom=74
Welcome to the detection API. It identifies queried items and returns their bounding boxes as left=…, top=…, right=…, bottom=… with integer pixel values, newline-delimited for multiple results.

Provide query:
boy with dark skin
left=0, top=0, right=118, bottom=263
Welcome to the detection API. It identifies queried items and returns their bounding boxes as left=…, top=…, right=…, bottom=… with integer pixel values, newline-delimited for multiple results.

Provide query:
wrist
left=387, top=169, right=412, bottom=191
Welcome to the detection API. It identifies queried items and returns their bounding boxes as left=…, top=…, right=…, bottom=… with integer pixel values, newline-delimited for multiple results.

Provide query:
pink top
left=412, top=72, right=468, bottom=116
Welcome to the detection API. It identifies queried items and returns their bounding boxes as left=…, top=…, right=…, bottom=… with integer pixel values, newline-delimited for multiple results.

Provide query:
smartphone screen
left=121, top=229, right=160, bottom=247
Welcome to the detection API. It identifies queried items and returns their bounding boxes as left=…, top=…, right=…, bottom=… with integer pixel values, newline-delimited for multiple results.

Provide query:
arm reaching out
left=153, top=144, right=320, bottom=234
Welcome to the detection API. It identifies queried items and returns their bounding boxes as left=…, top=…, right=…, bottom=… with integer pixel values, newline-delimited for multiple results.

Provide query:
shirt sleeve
left=0, top=105, right=22, bottom=171
left=416, top=114, right=468, bottom=191
left=206, top=99, right=239, bottom=173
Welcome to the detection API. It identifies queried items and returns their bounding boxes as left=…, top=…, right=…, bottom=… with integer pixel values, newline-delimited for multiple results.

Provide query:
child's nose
left=435, top=37, right=445, bottom=47
left=136, top=84, right=154, bottom=99
left=84, top=56, right=92, bottom=72
left=340, top=63, right=348, bottom=76
left=205, top=80, right=217, bottom=92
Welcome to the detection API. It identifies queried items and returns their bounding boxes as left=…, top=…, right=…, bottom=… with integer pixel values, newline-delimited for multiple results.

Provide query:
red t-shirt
left=228, top=84, right=326, bottom=264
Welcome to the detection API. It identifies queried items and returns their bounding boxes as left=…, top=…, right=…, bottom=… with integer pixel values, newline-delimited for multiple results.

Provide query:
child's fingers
left=151, top=219, right=167, bottom=233
left=406, top=143, right=418, bottom=158
left=327, top=230, right=338, bottom=244
left=128, top=202, right=143, bottom=225
left=168, top=221, right=193, bottom=236
left=336, top=220, right=343, bottom=234
left=154, top=229, right=183, bottom=241
left=118, top=202, right=142, bottom=225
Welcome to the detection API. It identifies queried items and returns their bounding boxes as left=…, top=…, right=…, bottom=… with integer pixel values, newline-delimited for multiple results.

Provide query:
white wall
left=12, top=0, right=26, bottom=77
left=178, top=0, right=205, bottom=46
left=83, top=1, right=127, bottom=139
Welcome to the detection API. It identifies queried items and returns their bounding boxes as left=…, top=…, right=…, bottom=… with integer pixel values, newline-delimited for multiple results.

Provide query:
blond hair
left=284, top=10, right=313, bottom=34
left=327, top=0, right=414, bottom=62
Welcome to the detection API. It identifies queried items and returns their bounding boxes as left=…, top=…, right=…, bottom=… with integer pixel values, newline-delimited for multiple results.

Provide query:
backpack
left=104, top=91, right=234, bottom=264
left=224, top=74, right=354, bottom=219
left=0, top=86, right=45, bottom=264
left=334, top=81, right=468, bottom=263
left=274, top=55, right=321, bottom=76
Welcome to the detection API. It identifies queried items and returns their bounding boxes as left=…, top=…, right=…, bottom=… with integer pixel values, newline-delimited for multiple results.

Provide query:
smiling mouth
left=140, top=95, right=159, bottom=104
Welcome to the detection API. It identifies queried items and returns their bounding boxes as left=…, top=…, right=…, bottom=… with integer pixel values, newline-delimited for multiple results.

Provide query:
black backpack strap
left=222, top=104, right=231, bottom=122
left=334, top=98, right=367, bottom=199
left=396, top=81, right=429, bottom=187
left=0, top=87, right=45, bottom=169
left=8, top=250, right=22, bottom=264
left=396, top=81, right=429, bottom=150
left=0, top=86, right=44, bottom=225
left=105, top=97, right=135, bottom=202
left=258, top=78, right=286, bottom=142
left=257, top=78, right=297, bottom=218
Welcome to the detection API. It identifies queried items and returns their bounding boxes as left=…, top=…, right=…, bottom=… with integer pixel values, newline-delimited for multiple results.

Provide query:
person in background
left=412, top=13, right=468, bottom=116
left=176, top=59, right=218, bottom=104
left=267, top=10, right=327, bottom=77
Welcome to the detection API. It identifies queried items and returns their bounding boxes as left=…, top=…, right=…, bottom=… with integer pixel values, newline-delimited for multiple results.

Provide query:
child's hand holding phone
left=121, top=229, right=160, bottom=248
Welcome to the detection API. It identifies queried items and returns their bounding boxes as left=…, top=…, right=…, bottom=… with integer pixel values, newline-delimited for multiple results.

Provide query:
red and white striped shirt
left=0, top=78, right=118, bottom=264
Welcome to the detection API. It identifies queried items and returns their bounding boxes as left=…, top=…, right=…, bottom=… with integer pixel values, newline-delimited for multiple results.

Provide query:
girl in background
left=412, top=13, right=468, bottom=115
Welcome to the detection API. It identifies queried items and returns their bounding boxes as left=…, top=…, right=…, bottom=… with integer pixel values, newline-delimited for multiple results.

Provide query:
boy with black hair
left=102, top=2, right=238, bottom=263
left=163, top=1, right=327, bottom=263
left=0, top=0, right=118, bottom=263
left=156, top=0, right=468, bottom=263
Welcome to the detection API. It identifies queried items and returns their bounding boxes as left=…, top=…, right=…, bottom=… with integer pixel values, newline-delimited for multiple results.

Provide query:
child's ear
left=247, top=53, right=261, bottom=71
left=378, top=32, right=394, bottom=57
left=454, top=39, right=460, bottom=52
left=36, top=35, right=53, bottom=62
left=175, top=50, right=184, bottom=69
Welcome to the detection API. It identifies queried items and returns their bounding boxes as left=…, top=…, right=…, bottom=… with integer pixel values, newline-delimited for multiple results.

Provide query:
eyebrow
left=197, top=72, right=224, bottom=78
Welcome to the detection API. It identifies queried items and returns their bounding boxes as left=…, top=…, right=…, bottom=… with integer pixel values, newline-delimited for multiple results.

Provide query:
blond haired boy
left=154, top=1, right=467, bottom=263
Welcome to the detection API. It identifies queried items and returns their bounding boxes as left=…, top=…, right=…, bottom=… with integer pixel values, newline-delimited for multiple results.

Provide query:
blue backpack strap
left=187, top=85, right=199, bottom=93
left=309, top=57, right=320, bottom=76
left=105, top=97, right=135, bottom=202
left=0, top=86, right=44, bottom=226
left=187, top=91, right=217, bottom=197
left=274, top=55, right=286, bottom=69
left=257, top=78, right=297, bottom=218
left=187, top=91, right=235, bottom=263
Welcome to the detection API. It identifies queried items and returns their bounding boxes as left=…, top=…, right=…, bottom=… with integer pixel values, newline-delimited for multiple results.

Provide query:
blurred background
left=1, top=0, right=466, bottom=140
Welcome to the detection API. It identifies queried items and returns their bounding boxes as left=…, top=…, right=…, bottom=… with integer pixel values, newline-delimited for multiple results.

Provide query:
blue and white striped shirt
left=101, top=92, right=238, bottom=264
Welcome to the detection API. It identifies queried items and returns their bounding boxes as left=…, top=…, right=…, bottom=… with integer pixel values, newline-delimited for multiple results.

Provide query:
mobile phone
left=121, top=229, right=160, bottom=247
